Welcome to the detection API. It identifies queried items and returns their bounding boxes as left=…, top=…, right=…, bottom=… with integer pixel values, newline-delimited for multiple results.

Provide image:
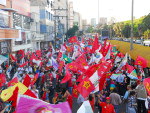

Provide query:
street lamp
left=130, top=0, right=134, bottom=50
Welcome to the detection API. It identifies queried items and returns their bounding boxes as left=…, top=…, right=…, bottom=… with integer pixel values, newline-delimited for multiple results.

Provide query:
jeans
left=68, top=87, right=73, bottom=94
left=114, top=105, right=120, bottom=113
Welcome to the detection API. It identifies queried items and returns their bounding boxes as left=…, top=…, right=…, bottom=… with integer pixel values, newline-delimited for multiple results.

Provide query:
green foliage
left=143, top=29, right=150, bottom=39
left=142, top=14, right=150, bottom=30
left=97, top=14, right=150, bottom=38
left=66, top=25, right=79, bottom=37
left=86, top=26, right=94, bottom=33
left=122, top=24, right=131, bottom=38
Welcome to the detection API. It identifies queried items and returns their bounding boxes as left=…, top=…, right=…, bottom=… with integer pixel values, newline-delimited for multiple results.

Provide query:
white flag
left=115, top=53, right=128, bottom=73
left=6, top=65, right=12, bottom=79
left=77, top=100, right=93, bottom=113
left=0, top=55, right=8, bottom=65
left=33, top=59, right=41, bottom=66
left=89, top=71, right=100, bottom=93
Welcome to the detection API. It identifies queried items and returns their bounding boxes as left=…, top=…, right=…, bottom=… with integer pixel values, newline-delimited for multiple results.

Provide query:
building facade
left=82, top=19, right=89, bottom=31
left=74, top=12, right=82, bottom=30
left=53, top=0, right=68, bottom=45
left=91, top=18, right=96, bottom=27
left=99, top=17, right=107, bottom=25
left=0, top=0, right=18, bottom=57
left=11, top=0, right=33, bottom=52
left=68, top=1, right=74, bottom=29
left=31, top=0, right=54, bottom=49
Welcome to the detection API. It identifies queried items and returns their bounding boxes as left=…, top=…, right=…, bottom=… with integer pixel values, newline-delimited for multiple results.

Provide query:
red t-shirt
left=68, top=79, right=73, bottom=87
left=100, top=102, right=116, bottom=113
left=67, top=95, right=73, bottom=109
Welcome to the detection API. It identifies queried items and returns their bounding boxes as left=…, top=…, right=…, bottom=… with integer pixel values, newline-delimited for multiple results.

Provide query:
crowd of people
left=0, top=35, right=149, bottom=113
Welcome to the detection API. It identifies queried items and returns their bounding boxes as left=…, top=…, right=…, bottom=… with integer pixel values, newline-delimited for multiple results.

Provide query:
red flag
left=8, top=87, right=19, bottom=107
left=23, top=74, right=31, bottom=87
left=117, top=53, right=125, bottom=58
left=72, top=85, right=79, bottom=98
left=88, top=38, right=94, bottom=45
left=77, top=78, right=95, bottom=98
left=7, top=77, right=18, bottom=87
left=58, top=51, right=62, bottom=59
left=91, top=35, right=99, bottom=53
left=67, top=62, right=78, bottom=72
left=10, top=54, right=17, bottom=62
left=19, top=61, right=28, bottom=67
left=76, top=74, right=84, bottom=82
left=98, top=60, right=113, bottom=77
left=68, top=36, right=78, bottom=43
left=126, top=64, right=134, bottom=73
left=63, top=43, right=67, bottom=49
left=75, top=54, right=88, bottom=66
left=30, top=53, right=38, bottom=61
left=31, top=73, right=39, bottom=85
left=101, top=43, right=111, bottom=57
left=18, top=50, right=25, bottom=59
left=61, top=68, right=72, bottom=83
left=143, top=78, right=150, bottom=96
left=135, top=56, right=148, bottom=68
left=66, top=46, right=73, bottom=53
left=84, top=63, right=101, bottom=78
left=58, top=61, right=64, bottom=73
left=24, top=89, right=37, bottom=98
left=99, top=74, right=106, bottom=91
left=0, top=73, right=6, bottom=87
left=36, top=50, right=42, bottom=57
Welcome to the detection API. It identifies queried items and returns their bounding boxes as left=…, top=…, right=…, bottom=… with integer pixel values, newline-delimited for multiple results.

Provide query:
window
left=23, top=16, right=30, bottom=29
left=13, top=13, right=22, bottom=28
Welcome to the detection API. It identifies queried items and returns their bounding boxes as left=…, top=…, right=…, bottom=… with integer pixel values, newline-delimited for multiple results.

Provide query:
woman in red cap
left=98, top=96, right=116, bottom=113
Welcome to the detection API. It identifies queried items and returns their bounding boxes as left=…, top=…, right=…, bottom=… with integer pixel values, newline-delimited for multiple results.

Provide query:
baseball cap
left=106, top=97, right=111, bottom=100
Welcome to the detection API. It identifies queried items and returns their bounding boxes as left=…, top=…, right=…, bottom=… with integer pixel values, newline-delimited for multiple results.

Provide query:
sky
left=70, top=0, right=150, bottom=23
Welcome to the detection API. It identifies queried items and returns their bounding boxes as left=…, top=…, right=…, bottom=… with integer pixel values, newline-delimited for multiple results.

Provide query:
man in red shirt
left=99, top=97, right=116, bottom=113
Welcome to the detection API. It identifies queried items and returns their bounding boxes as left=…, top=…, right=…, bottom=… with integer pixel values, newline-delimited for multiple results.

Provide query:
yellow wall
left=109, top=40, right=150, bottom=67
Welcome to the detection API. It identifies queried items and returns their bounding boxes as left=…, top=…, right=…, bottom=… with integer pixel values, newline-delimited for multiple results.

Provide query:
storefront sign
left=0, top=40, right=11, bottom=54
left=0, top=0, right=6, bottom=6
left=12, top=0, right=30, bottom=17
left=0, top=29, right=19, bottom=39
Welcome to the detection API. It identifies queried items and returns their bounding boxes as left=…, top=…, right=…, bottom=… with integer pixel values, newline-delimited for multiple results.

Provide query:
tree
left=122, top=24, right=131, bottom=38
left=142, top=14, right=150, bottom=30
left=143, top=29, right=150, bottom=39
left=86, top=26, right=94, bottom=33
left=66, top=25, right=79, bottom=37
left=113, top=23, right=124, bottom=37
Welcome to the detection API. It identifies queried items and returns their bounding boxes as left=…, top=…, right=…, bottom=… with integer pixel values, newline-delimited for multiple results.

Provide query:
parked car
left=135, top=40, right=142, bottom=44
left=143, top=40, right=150, bottom=46
left=118, top=38, right=123, bottom=41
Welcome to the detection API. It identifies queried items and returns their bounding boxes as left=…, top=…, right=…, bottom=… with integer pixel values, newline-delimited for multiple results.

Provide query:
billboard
left=12, top=0, right=31, bottom=17
left=0, top=0, right=6, bottom=6
left=101, top=30, right=109, bottom=40
left=0, top=29, right=19, bottom=39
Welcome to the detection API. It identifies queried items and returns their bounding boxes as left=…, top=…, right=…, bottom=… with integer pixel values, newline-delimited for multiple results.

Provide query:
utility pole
left=66, top=0, right=68, bottom=41
left=54, top=10, right=57, bottom=49
left=52, top=8, right=68, bottom=49
left=98, top=0, right=100, bottom=24
left=130, top=0, right=134, bottom=50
